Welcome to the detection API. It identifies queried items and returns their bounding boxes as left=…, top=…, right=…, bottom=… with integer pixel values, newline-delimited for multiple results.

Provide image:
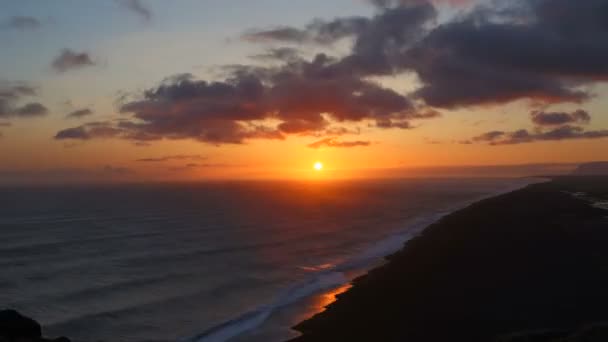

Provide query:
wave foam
left=185, top=272, right=347, bottom=342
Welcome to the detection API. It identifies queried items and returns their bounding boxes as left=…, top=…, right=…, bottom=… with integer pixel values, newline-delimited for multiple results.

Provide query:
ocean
left=0, top=178, right=533, bottom=342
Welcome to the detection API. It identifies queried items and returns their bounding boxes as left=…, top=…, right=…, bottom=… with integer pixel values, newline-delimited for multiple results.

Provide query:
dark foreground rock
left=291, top=177, right=608, bottom=342
left=0, top=310, right=70, bottom=342
left=496, top=322, right=608, bottom=341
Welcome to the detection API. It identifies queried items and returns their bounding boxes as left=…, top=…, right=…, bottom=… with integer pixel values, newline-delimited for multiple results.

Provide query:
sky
left=1, top=0, right=607, bottom=183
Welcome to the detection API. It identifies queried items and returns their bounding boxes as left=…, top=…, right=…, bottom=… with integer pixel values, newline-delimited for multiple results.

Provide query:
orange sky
left=1, top=0, right=607, bottom=183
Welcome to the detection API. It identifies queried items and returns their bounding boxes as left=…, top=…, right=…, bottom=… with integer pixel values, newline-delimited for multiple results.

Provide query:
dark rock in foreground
left=291, top=177, right=608, bottom=341
left=496, top=322, right=608, bottom=341
left=0, top=310, right=70, bottom=342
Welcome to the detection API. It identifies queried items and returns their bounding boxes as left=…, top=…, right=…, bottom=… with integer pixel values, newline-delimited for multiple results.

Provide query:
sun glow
left=314, top=162, right=324, bottom=171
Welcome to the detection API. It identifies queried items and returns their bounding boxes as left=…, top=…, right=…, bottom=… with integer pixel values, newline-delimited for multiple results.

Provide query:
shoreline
left=193, top=179, right=537, bottom=342
left=224, top=178, right=540, bottom=342
left=289, top=176, right=608, bottom=341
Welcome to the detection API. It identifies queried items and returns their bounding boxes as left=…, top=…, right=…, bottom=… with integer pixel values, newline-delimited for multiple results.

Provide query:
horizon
left=1, top=0, right=608, bottom=183
left=0, top=161, right=593, bottom=186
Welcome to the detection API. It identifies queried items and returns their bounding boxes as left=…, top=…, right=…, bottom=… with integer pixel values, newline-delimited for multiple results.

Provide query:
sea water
left=0, top=178, right=534, bottom=342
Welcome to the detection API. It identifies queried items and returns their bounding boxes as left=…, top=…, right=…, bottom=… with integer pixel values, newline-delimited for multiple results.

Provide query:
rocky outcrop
left=0, top=310, right=70, bottom=342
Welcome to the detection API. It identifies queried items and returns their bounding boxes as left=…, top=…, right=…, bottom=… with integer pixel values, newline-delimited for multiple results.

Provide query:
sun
left=314, top=161, right=324, bottom=171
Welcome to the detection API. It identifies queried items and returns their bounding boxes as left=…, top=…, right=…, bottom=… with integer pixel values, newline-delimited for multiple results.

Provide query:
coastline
left=193, top=178, right=537, bottom=342
left=224, top=178, right=539, bottom=342
left=289, top=176, right=608, bottom=341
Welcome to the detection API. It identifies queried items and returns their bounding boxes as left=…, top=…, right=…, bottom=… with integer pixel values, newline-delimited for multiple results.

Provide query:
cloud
left=0, top=84, right=36, bottom=97
left=367, top=0, right=474, bottom=9
left=13, top=102, right=48, bottom=117
left=51, top=49, right=96, bottom=72
left=403, top=0, right=608, bottom=108
left=53, top=0, right=608, bottom=145
left=308, top=137, right=371, bottom=148
left=54, top=122, right=124, bottom=140
left=244, top=2, right=436, bottom=76
left=243, top=27, right=309, bottom=44
left=0, top=83, right=48, bottom=118
left=471, top=126, right=608, bottom=145
left=242, top=2, right=436, bottom=77
left=136, top=155, right=206, bottom=162
left=116, top=0, right=152, bottom=21
left=66, top=108, right=94, bottom=119
left=531, top=109, right=591, bottom=126
left=244, top=0, right=608, bottom=109
left=242, top=17, right=369, bottom=45
left=471, top=130, right=505, bottom=142
left=56, top=53, right=423, bottom=144
left=249, top=47, right=302, bottom=62
left=2, top=16, right=41, bottom=30
left=168, top=163, right=235, bottom=171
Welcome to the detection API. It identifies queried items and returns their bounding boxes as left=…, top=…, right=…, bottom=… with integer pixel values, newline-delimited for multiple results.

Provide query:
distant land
left=572, top=162, right=608, bottom=176
left=0, top=162, right=584, bottom=185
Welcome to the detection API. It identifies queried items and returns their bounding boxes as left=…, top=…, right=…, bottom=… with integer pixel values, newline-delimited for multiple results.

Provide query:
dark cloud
left=244, top=2, right=436, bottom=77
left=66, top=108, right=94, bottom=119
left=168, top=163, right=235, bottom=171
left=403, top=0, right=608, bottom=108
left=308, top=137, right=371, bottom=148
left=472, top=130, right=505, bottom=142
left=57, top=53, right=422, bottom=144
left=54, top=0, right=608, bottom=145
left=116, top=0, right=152, bottom=21
left=136, top=155, right=206, bottom=162
left=14, top=102, right=48, bottom=117
left=243, top=27, right=310, bottom=44
left=245, top=0, right=608, bottom=109
left=250, top=47, right=302, bottom=62
left=0, top=84, right=36, bottom=98
left=3, top=16, right=41, bottom=30
left=367, top=0, right=473, bottom=9
left=51, top=49, right=95, bottom=72
left=407, top=24, right=588, bottom=107
left=242, top=17, right=369, bottom=45
left=471, top=126, right=608, bottom=145
left=531, top=109, right=591, bottom=126
left=54, top=122, right=124, bottom=140
left=0, top=83, right=48, bottom=118
left=343, top=2, right=437, bottom=75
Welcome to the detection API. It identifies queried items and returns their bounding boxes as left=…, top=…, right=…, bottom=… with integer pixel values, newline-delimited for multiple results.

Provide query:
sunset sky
left=1, top=0, right=607, bottom=182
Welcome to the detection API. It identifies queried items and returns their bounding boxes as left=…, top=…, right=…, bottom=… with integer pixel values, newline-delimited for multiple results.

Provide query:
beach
left=291, top=177, right=608, bottom=341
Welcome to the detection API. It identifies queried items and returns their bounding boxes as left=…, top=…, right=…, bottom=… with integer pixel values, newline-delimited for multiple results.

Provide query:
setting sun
left=314, top=162, right=324, bottom=171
